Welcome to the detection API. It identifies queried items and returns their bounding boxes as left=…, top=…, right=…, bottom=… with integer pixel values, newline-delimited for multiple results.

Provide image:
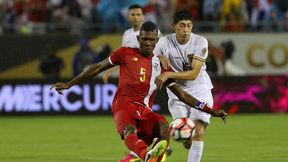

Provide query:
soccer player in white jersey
left=121, top=4, right=162, bottom=48
left=102, top=4, right=163, bottom=84
left=121, top=4, right=144, bottom=48
left=154, top=10, right=224, bottom=162
left=102, top=4, right=145, bottom=84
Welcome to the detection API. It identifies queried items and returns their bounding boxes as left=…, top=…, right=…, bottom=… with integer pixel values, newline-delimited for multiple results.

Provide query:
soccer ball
left=169, top=118, right=195, bottom=142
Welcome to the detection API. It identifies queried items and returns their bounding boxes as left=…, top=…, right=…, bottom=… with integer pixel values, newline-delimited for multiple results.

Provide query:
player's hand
left=50, top=82, right=70, bottom=95
left=102, top=67, right=117, bottom=83
left=211, top=109, right=227, bottom=124
left=157, top=55, right=170, bottom=70
left=155, top=72, right=170, bottom=90
left=102, top=71, right=111, bottom=84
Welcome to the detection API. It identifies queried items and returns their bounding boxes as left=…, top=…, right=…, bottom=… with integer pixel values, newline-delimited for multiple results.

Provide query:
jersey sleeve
left=109, top=48, right=125, bottom=65
left=193, top=37, right=208, bottom=63
left=121, top=31, right=127, bottom=47
left=153, top=37, right=166, bottom=56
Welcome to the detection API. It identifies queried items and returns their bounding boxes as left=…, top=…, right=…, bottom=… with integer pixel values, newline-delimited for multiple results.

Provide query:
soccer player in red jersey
left=50, top=21, right=227, bottom=162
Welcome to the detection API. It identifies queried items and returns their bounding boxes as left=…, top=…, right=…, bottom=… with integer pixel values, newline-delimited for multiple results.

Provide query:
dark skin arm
left=50, top=59, right=114, bottom=94
left=168, top=84, right=227, bottom=122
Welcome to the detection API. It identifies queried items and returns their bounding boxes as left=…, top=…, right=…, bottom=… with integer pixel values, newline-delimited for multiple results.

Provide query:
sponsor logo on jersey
left=135, top=110, right=141, bottom=117
left=153, top=63, right=160, bottom=70
left=187, top=54, right=194, bottom=62
left=201, top=48, right=207, bottom=56
left=132, top=57, right=138, bottom=61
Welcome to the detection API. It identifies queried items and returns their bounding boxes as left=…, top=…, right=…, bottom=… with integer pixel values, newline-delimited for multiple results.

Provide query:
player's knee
left=122, top=124, right=137, bottom=138
left=193, top=129, right=205, bottom=141
left=192, top=120, right=207, bottom=141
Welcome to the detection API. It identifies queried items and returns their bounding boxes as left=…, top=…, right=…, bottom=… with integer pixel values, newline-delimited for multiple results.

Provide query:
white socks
left=187, top=141, right=204, bottom=162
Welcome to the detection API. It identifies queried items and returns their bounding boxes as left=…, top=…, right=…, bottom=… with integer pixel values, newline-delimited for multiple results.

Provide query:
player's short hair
left=129, top=4, right=143, bottom=12
left=173, top=10, right=193, bottom=24
left=140, top=21, right=158, bottom=34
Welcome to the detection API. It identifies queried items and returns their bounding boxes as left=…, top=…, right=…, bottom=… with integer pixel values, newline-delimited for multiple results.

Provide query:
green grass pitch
left=0, top=114, right=288, bottom=162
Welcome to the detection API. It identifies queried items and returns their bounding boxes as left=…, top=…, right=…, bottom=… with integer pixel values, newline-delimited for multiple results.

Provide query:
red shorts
left=112, top=99, right=168, bottom=145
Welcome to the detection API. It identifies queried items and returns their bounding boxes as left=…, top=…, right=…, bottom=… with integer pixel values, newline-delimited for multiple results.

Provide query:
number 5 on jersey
left=140, top=67, right=146, bottom=82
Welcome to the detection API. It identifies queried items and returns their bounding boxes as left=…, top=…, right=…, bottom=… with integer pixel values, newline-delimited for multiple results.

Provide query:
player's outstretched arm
left=168, top=84, right=227, bottom=119
left=50, top=59, right=113, bottom=94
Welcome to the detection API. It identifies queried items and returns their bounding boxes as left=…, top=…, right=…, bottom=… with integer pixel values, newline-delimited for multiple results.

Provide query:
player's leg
left=186, top=91, right=213, bottom=162
left=168, top=98, right=193, bottom=147
left=140, top=111, right=169, bottom=162
left=168, top=98, right=192, bottom=159
left=187, top=119, right=208, bottom=162
left=154, top=122, right=170, bottom=162
left=157, top=121, right=170, bottom=143
left=168, top=98, right=190, bottom=120
left=113, top=102, right=149, bottom=161
left=122, top=124, right=149, bottom=160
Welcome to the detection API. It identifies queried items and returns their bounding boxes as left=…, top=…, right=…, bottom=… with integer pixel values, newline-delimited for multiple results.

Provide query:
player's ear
left=171, top=23, right=175, bottom=31
left=140, top=14, right=144, bottom=21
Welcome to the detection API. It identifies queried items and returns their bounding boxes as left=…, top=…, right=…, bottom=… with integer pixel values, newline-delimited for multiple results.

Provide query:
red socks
left=124, top=133, right=147, bottom=160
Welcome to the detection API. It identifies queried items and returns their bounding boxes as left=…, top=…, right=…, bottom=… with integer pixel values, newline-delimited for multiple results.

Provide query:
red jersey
left=109, top=47, right=174, bottom=109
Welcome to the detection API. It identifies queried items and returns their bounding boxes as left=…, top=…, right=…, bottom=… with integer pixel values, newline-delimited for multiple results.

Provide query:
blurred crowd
left=0, top=0, right=288, bottom=34
left=38, top=38, right=111, bottom=80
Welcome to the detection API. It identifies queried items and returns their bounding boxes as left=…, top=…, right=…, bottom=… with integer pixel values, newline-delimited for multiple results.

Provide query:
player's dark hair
left=129, top=4, right=143, bottom=11
left=173, top=10, right=193, bottom=24
left=140, top=21, right=158, bottom=34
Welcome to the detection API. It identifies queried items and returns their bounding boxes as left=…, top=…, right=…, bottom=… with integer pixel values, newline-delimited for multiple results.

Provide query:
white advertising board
left=203, top=33, right=288, bottom=75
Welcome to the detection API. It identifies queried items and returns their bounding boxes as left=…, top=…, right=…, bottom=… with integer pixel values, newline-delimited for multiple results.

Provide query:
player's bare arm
left=50, top=59, right=114, bottom=94
left=157, top=55, right=170, bottom=70
left=155, top=59, right=203, bottom=89
left=168, top=84, right=227, bottom=119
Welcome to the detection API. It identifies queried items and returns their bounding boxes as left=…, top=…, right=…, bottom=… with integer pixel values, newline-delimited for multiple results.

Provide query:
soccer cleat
left=160, top=146, right=173, bottom=162
left=119, top=154, right=141, bottom=162
left=145, top=140, right=168, bottom=162
left=160, top=152, right=167, bottom=162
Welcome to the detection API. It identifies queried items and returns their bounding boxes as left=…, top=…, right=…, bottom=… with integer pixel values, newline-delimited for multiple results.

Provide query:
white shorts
left=168, top=90, right=213, bottom=125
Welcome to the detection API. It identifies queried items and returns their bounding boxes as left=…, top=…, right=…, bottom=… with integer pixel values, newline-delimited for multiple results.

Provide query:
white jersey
left=154, top=33, right=213, bottom=99
left=122, top=27, right=162, bottom=48
left=122, top=28, right=140, bottom=48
